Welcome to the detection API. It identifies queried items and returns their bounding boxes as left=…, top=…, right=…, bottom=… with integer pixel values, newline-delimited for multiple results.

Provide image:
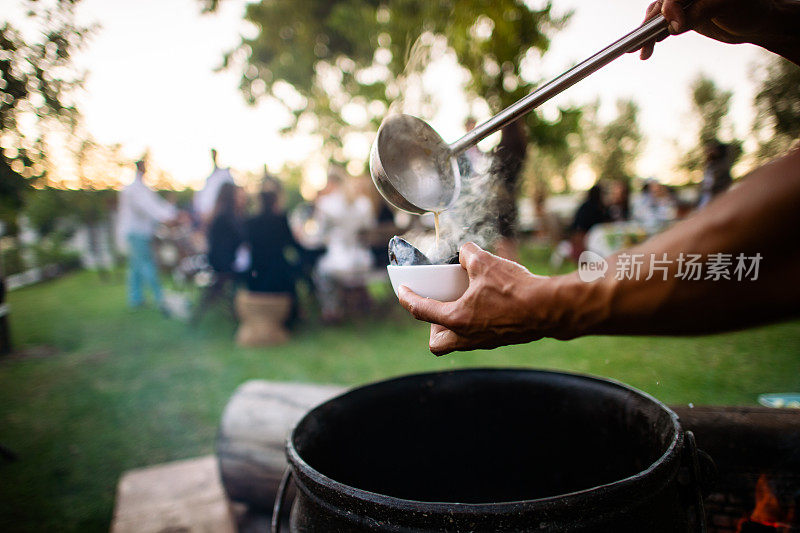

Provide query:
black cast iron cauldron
left=273, top=368, right=712, bottom=532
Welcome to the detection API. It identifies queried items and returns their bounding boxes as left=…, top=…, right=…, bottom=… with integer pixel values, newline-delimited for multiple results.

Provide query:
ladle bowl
left=370, top=114, right=461, bottom=215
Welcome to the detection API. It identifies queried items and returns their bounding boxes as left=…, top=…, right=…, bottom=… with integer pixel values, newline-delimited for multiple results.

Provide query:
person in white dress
left=312, top=168, right=376, bottom=322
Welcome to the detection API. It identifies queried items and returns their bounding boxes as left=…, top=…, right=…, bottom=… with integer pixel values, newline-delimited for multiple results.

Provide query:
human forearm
left=398, top=148, right=800, bottom=354
left=574, top=146, right=800, bottom=337
left=642, top=0, right=800, bottom=65
left=752, top=0, right=800, bottom=65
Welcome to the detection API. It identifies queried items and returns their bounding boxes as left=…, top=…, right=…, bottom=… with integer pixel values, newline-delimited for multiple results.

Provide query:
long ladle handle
left=449, top=12, right=677, bottom=155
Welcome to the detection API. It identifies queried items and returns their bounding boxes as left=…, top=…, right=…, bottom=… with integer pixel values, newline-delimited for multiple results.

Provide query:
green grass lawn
left=1, top=253, right=799, bottom=532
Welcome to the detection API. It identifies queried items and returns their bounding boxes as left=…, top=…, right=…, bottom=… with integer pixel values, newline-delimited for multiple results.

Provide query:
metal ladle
left=370, top=12, right=679, bottom=215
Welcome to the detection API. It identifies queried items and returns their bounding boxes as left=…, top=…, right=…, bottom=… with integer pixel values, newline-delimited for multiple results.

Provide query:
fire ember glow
left=736, top=475, right=796, bottom=533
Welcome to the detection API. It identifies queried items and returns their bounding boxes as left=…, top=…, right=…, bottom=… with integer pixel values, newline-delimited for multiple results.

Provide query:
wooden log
left=216, top=380, right=345, bottom=510
left=672, top=405, right=800, bottom=471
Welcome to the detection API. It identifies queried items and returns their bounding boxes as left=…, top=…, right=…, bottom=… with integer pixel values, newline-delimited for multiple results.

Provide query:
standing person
left=397, top=0, right=800, bottom=356
left=193, top=148, right=234, bottom=225
left=192, top=183, right=246, bottom=323
left=207, top=183, right=246, bottom=276
left=698, top=140, right=734, bottom=208
left=117, top=160, right=178, bottom=310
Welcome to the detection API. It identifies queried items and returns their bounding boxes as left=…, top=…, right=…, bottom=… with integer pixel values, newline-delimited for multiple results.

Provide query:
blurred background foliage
left=0, top=0, right=92, bottom=233
left=214, top=0, right=589, bottom=181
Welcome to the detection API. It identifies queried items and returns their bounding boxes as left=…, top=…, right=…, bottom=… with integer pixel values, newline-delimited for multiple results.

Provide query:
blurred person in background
left=633, top=179, right=677, bottom=233
left=117, top=159, right=180, bottom=311
left=532, top=189, right=561, bottom=247
left=192, top=182, right=246, bottom=323
left=568, top=184, right=607, bottom=260
left=193, top=148, right=235, bottom=225
left=313, top=167, right=376, bottom=323
left=457, top=117, right=486, bottom=178
left=491, top=118, right=528, bottom=261
left=698, top=140, right=734, bottom=208
left=606, top=180, right=631, bottom=222
left=245, top=176, right=302, bottom=324
left=365, top=183, right=399, bottom=268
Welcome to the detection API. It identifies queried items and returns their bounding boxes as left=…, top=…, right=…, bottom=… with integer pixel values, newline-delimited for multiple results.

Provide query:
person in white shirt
left=312, top=168, right=376, bottom=322
left=193, top=148, right=234, bottom=224
left=117, top=160, right=178, bottom=308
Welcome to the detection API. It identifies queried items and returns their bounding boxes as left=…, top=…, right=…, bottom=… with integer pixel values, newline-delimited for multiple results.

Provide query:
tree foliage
left=524, top=106, right=583, bottom=194
left=587, top=99, right=642, bottom=183
left=680, top=74, right=741, bottom=176
left=215, top=0, right=571, bottom=170
left=753, top=57, right=800, bottom=160
left=0, top=0, right=92, bottom=232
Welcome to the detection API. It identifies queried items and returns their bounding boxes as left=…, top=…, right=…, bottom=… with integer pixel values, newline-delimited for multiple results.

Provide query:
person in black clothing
left=192, top=182, right=245, bottom=323
left=207, top=182, right=245, bottom=273
left=245, top=186, right=298, bottom=294
left=571, top=184, right=607, bottom=233
left=569, top=184, right=608, bottom=261
left=245, top=179, right=302, bottom=325
left=606, top=180, right=631, bottom=222
left=698, top=140, right=733, bottom=208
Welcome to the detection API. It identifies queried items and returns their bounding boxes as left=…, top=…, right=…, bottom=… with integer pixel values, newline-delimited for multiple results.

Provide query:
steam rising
left=384, top=37, right=502, bottom=264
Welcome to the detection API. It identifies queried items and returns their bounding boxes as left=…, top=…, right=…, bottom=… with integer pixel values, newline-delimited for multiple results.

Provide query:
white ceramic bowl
left=387, top=264, right=469, bottom=302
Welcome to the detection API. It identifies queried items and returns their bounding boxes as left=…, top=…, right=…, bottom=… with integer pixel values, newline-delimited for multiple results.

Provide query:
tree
left=753, top=57, right=800, bottom=161
left=587, top=99, right=642, bottom=184
left=212, top=0, right=570, bottom=172
left=0, top=0, right=92, bottom=232
left=679, top=75, right=741, bottom=178
left=0, top=0, right=91, bottom=354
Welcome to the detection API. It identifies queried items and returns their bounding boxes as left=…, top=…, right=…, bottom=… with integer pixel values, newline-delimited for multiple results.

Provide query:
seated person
left=313, top=169, right=376, bottom=322
left=245, top=180, right=300, bottom=303
left=633, top=180, right=677, bottom=234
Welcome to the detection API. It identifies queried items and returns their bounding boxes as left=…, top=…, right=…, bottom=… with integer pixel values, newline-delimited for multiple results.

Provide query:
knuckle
left=466, top=254, right=486, bottom=273
left=449, top=308, right=471, bottom=330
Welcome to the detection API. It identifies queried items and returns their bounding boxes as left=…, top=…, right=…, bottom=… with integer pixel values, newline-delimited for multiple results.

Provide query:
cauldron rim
left=286, top=367, right=683, bottom=515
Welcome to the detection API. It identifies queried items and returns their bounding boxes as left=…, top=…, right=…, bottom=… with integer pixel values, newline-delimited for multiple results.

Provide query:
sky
left=53, top=0, right=772, bottom=190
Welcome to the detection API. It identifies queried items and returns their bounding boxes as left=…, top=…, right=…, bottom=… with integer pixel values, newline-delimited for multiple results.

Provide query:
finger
left=662, top=0, right=688, bottom=33
left=430, top=325, right=513, bottom=355
left=398, top=285, right=455, bottom=325
left=644, top=0, right=663, bottom=23
left=640, top=42, right=655, bottom=60
left=459, top=242, right=491, bottom=279
left=429, top=324, right=458, bottom=356
left=636, top=1, right=662, bottom=59
left=429, top=324, right=488, bottom=356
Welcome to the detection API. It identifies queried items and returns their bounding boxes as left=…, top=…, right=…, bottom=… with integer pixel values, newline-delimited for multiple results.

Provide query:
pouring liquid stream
left=434, top=211, right=441, bottom=248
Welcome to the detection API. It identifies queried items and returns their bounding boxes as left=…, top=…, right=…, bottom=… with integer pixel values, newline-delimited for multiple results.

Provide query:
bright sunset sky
left=48, top=0, right=772, bottom=190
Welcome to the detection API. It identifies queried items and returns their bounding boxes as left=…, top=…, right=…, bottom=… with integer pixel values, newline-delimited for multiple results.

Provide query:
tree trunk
left=0, top=249, right=11, bottom=356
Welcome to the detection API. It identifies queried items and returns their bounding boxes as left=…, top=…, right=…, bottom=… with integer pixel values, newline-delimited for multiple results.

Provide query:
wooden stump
left=234, top=290, right=292, bottom=347
left=216, top=380, right=345, bottom=510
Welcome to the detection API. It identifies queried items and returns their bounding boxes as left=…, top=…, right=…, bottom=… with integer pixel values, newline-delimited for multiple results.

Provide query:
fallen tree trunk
left=216, top=380, right=345, bottom=510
